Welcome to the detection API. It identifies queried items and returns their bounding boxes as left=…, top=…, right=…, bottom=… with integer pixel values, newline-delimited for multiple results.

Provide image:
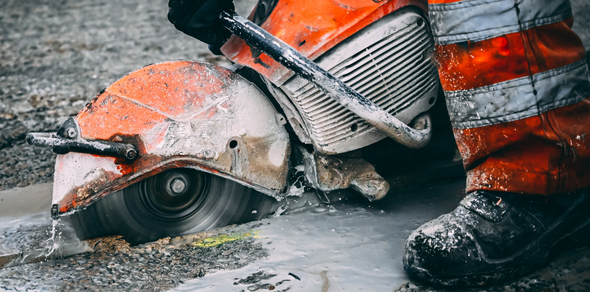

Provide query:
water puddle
left=171, top=179, right=465, bottom=291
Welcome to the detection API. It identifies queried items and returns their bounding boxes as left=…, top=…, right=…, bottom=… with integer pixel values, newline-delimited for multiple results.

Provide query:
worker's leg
left=404, top=0, right=590, bottom=286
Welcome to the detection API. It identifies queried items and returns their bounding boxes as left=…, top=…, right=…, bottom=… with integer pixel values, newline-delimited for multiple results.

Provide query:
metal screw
left=125, top=149, right=137, bottom=160
left=51, top=204, right=59, bottom=219
left=67, top=128, right=77, bottom=138
left=170, top=179, right=186, bottom=194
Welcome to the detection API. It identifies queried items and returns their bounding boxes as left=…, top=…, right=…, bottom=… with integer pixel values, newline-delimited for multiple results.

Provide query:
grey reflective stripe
left=445, top=59, right=590, bottom=129
left=429, top=0, right=572, bottom=45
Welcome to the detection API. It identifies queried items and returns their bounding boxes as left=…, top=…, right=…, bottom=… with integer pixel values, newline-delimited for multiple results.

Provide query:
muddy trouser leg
left=428, top=0, right=590, bottom=195
left=402, top=2, right=590, bottom=286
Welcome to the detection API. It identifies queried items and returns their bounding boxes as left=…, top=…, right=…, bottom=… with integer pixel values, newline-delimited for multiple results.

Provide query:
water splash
left=0, top=212, right=89, bottom=269
left=287, top=183, right=305, bottom=197
left=272, top=205, right=288, bottom=218
left=44, top=219, right=62, bottom=256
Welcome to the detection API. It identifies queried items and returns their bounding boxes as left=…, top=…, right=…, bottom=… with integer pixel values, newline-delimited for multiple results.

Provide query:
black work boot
left=403, top=189, right=590, bottom=287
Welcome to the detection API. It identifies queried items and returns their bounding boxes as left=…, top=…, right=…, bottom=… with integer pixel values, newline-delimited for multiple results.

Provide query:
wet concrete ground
left=2, top=180, right=590, bottom=291
left=1, top=0, right=590, bottom=291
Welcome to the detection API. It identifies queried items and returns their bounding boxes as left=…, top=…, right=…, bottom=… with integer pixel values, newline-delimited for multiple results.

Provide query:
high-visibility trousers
left=429, top=0, right=590, bottom=195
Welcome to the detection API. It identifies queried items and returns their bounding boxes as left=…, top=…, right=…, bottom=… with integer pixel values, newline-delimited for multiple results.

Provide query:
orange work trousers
left=428, top=0, right=590, bottom=195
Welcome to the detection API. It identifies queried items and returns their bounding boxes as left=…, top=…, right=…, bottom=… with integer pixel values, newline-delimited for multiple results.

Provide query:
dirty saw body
left=43, top=61, right=290, bottom=215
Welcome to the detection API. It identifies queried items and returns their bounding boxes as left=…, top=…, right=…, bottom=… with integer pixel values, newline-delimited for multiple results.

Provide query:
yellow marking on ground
left=193, top=231, right=260, bottom=248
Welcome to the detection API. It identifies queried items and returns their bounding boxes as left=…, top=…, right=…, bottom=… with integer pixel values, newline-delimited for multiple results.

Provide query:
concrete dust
left=87, top=235, right=132, bottom=254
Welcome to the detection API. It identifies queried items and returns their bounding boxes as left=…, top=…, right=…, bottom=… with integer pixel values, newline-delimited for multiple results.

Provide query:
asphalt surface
left=1, top=0, right=590, bottom=291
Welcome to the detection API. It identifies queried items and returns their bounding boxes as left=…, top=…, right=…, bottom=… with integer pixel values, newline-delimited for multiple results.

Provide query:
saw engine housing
left=278, top=8, right=439, bottom=154
left=223, top=1, right=439, bottom=154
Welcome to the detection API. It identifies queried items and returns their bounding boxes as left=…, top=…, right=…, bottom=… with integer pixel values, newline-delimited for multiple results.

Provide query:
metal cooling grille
left=285, top=13, right=438, bottom=148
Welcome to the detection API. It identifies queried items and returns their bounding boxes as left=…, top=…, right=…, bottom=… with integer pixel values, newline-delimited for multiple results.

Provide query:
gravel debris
left=0, top=234, right=268, bottom=291
left=0, top=140, right=56, bottom=190
left=234, top=270, right=278, bottom=285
